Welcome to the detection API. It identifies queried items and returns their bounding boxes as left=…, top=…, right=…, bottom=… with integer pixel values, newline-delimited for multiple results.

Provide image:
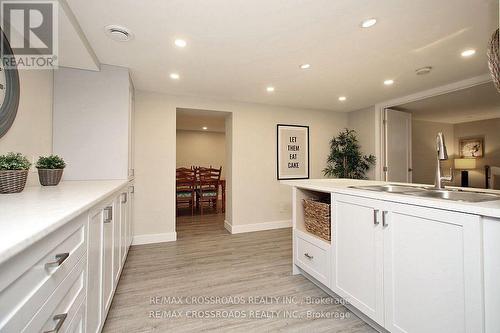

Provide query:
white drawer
left=0, top=214, right=87, bottom=332
left=295, top=231, right=331, bottom=286
left=23, top=256, right=86, bottom=333
left=66, top=297, right=86, bottom=333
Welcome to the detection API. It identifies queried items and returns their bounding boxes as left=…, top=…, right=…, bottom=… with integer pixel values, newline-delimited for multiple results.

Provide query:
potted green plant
left=0, top=152, right=31, bottom=193
left=36, top=155, right=66, bottom=186
left=323, top=128, right=376, bottom=179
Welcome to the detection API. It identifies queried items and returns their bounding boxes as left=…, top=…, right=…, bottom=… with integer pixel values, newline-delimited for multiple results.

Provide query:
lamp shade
left=454, top=158, right=476, bottom=170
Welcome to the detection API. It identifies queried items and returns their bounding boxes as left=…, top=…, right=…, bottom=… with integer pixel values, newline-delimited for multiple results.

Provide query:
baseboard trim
left=132, top=232, right=177, bottom=245
left=224, top=220, right=233, bottom=233
left=227, top=220, right=292, bottom=234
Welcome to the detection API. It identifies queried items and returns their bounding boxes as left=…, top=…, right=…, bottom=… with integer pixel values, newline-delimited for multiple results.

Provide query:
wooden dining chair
left=196, top=166, right=222, bottom=215
left=176, top=168, right=196, bottom=216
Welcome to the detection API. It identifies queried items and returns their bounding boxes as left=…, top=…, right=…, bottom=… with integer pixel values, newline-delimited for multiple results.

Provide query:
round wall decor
left=0, top=29, right=20, bottom=139
left=487, top=28, right=500, bottom=93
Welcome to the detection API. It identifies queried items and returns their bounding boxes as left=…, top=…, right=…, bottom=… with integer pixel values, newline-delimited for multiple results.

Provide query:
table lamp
left=454, top=158, right=476, bottom=187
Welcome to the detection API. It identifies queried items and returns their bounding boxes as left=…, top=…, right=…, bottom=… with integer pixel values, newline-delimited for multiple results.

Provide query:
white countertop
left=0, top=180, right=129, bottom=265
left=282, top=179, right=500, bottom=219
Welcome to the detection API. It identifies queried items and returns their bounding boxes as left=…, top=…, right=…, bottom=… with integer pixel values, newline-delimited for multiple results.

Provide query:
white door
left=127, top=184, right=134, bottom=247
left=87, top=209, right=103, bottom=333
left=332, top=194, right=385, bottom=325
left=384, top=109, right=412, bottom=182
left=383, top=203, right=483, bottom=333
left=102, top=203, right=114, bottom=313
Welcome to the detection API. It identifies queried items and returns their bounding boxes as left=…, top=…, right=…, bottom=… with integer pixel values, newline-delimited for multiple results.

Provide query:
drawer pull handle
left=45, top=253, right=69, bottom=269
left=104, top=206, right=113, bottom=223
left=121, top=192, right=128, bottom=204
left=43, top=313, right=67, bottom=333
left=304, top=253, right=314, bottom=260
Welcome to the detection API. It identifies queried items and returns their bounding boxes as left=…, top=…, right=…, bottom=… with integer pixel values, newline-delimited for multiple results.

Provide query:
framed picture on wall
left=459, top=137, right=484, bottom=158
left=277, top=124, right=310, bottom=180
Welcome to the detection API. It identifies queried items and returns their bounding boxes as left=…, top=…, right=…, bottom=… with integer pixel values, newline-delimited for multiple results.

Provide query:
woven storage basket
left=38, top=169, right=64, bottom=186
left=303, top=199, right=331, bottom=241
left=0, top=170, right=29, bottom=194
left=487, top=29, right=500, bottom=93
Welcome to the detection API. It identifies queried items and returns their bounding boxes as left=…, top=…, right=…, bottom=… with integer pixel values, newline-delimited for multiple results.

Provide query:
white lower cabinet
left=332, top=196, right=384, bottom=325
left=0, top=182, right=132, bottom=333
left=333, top=193, right=484, bottom=333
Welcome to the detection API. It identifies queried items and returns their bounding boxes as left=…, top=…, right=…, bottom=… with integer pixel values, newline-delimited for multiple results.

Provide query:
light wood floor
left=102, top=214, right=375, bottom=333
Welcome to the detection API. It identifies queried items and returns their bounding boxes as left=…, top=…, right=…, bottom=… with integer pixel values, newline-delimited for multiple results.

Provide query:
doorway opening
left=175, top=108, right=232, bottom=239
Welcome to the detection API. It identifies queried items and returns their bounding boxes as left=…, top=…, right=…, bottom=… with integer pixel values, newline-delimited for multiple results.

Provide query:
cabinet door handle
left=304, top=253, right=313, bottom=260
left=104, top=206, right=113, bottom=223
left=382, top=211, right=388, bottom=227
left=45, top=253, right=69, bottom=269
left=43, top=313, right=67, bottom=333
left=130, top=185, right=135, bottom=194
left=373, top=209, right=380, bottom=225
left=121, top=192, right=128, bottom=204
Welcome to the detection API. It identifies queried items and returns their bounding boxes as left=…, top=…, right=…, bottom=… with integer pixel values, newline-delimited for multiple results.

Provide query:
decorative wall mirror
left=0, top=29, right=20, bottom=139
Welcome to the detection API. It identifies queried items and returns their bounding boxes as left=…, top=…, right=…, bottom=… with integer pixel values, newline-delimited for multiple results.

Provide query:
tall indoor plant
left=0, top=152, right=31, bottom=193
left=323, top=128, right=376, bottom=179
left=36, top=155, right=66, bottom=186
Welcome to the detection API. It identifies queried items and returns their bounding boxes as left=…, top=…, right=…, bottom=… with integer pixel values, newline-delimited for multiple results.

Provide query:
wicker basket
left=0, top=170, right=29, bottom=194
left=487, top=29, right=500, bottom=93
left=38, top=169, right=64, bottom=186
left=303, top=199, right=331, bottom=241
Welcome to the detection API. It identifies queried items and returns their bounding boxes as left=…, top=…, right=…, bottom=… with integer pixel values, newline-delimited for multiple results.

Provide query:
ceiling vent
left=415, top=66, right=432, bottom=75
left=104, top=25, right=134, bottom=42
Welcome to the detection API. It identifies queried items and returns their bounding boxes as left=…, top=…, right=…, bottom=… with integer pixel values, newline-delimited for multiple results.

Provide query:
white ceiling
left=396, top=82, right=500, bottom=124
left=66, top=0, right=498, bottom=111
left=176, top=108, right=227, bottom=133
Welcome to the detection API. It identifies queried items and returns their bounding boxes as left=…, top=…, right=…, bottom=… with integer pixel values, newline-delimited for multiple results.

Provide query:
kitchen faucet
left=434, top=132, right=453, bottom=189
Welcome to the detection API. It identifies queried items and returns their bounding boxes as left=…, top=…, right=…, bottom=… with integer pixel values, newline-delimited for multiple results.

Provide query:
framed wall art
left=459, top=137, right=484, bottom=158
left=277, top=124, right=310, bottom=180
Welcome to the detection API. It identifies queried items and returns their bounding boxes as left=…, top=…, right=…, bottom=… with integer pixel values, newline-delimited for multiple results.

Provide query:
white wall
left=176, top=130, right=226, bottom=178
left=133, top=91, right=348, bottom=238
left=348, top=106, right=378, bottom=180
left=0, top=70, right=54, bottom=186
left=412, top=119, right=455, bottom=185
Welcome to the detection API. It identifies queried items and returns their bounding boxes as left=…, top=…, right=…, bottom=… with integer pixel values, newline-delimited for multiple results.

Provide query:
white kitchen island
left=284, top=179, right=500, bottom=333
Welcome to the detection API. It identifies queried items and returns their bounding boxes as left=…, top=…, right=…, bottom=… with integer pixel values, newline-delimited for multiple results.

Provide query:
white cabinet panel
left=87, top=209, right=103, bottom=333
left=383, top=205, right=483, bottom=333
left=102, top=203, right=114, bottom=313
left=113, top=196, right=122, bottom=286
left=332, top=196, right=384, bottom=325
left=120, top=192, right=129, bottom=265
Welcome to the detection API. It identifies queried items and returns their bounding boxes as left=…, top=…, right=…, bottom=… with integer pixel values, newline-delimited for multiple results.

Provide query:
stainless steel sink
left=349, top=184, right=427, bottom=193
left=349, top=184, right=500, bottom=203
left=406, top=189, right=500, bottom=203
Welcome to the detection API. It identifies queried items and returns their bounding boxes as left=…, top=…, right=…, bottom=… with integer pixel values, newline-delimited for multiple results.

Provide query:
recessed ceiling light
left=170, top=73, right=180, bottom=80
left=266, top=86, right=275, bottom=93
left=415, top=66, right=432, bottom=75
left=104, top=25, right=134, bottom=42
left=202, top=126, right=208, bottom=130
left=461, top=49, right=476, bottom=57
left=299, top=63, right=311, bottom=69
left=174, top=39, right=187, bottom=48
left=361, top=18, right=377, bottom=28
left=338, top=96, right=347, bottom=101
left=384, top=79, right=394, bottom=86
